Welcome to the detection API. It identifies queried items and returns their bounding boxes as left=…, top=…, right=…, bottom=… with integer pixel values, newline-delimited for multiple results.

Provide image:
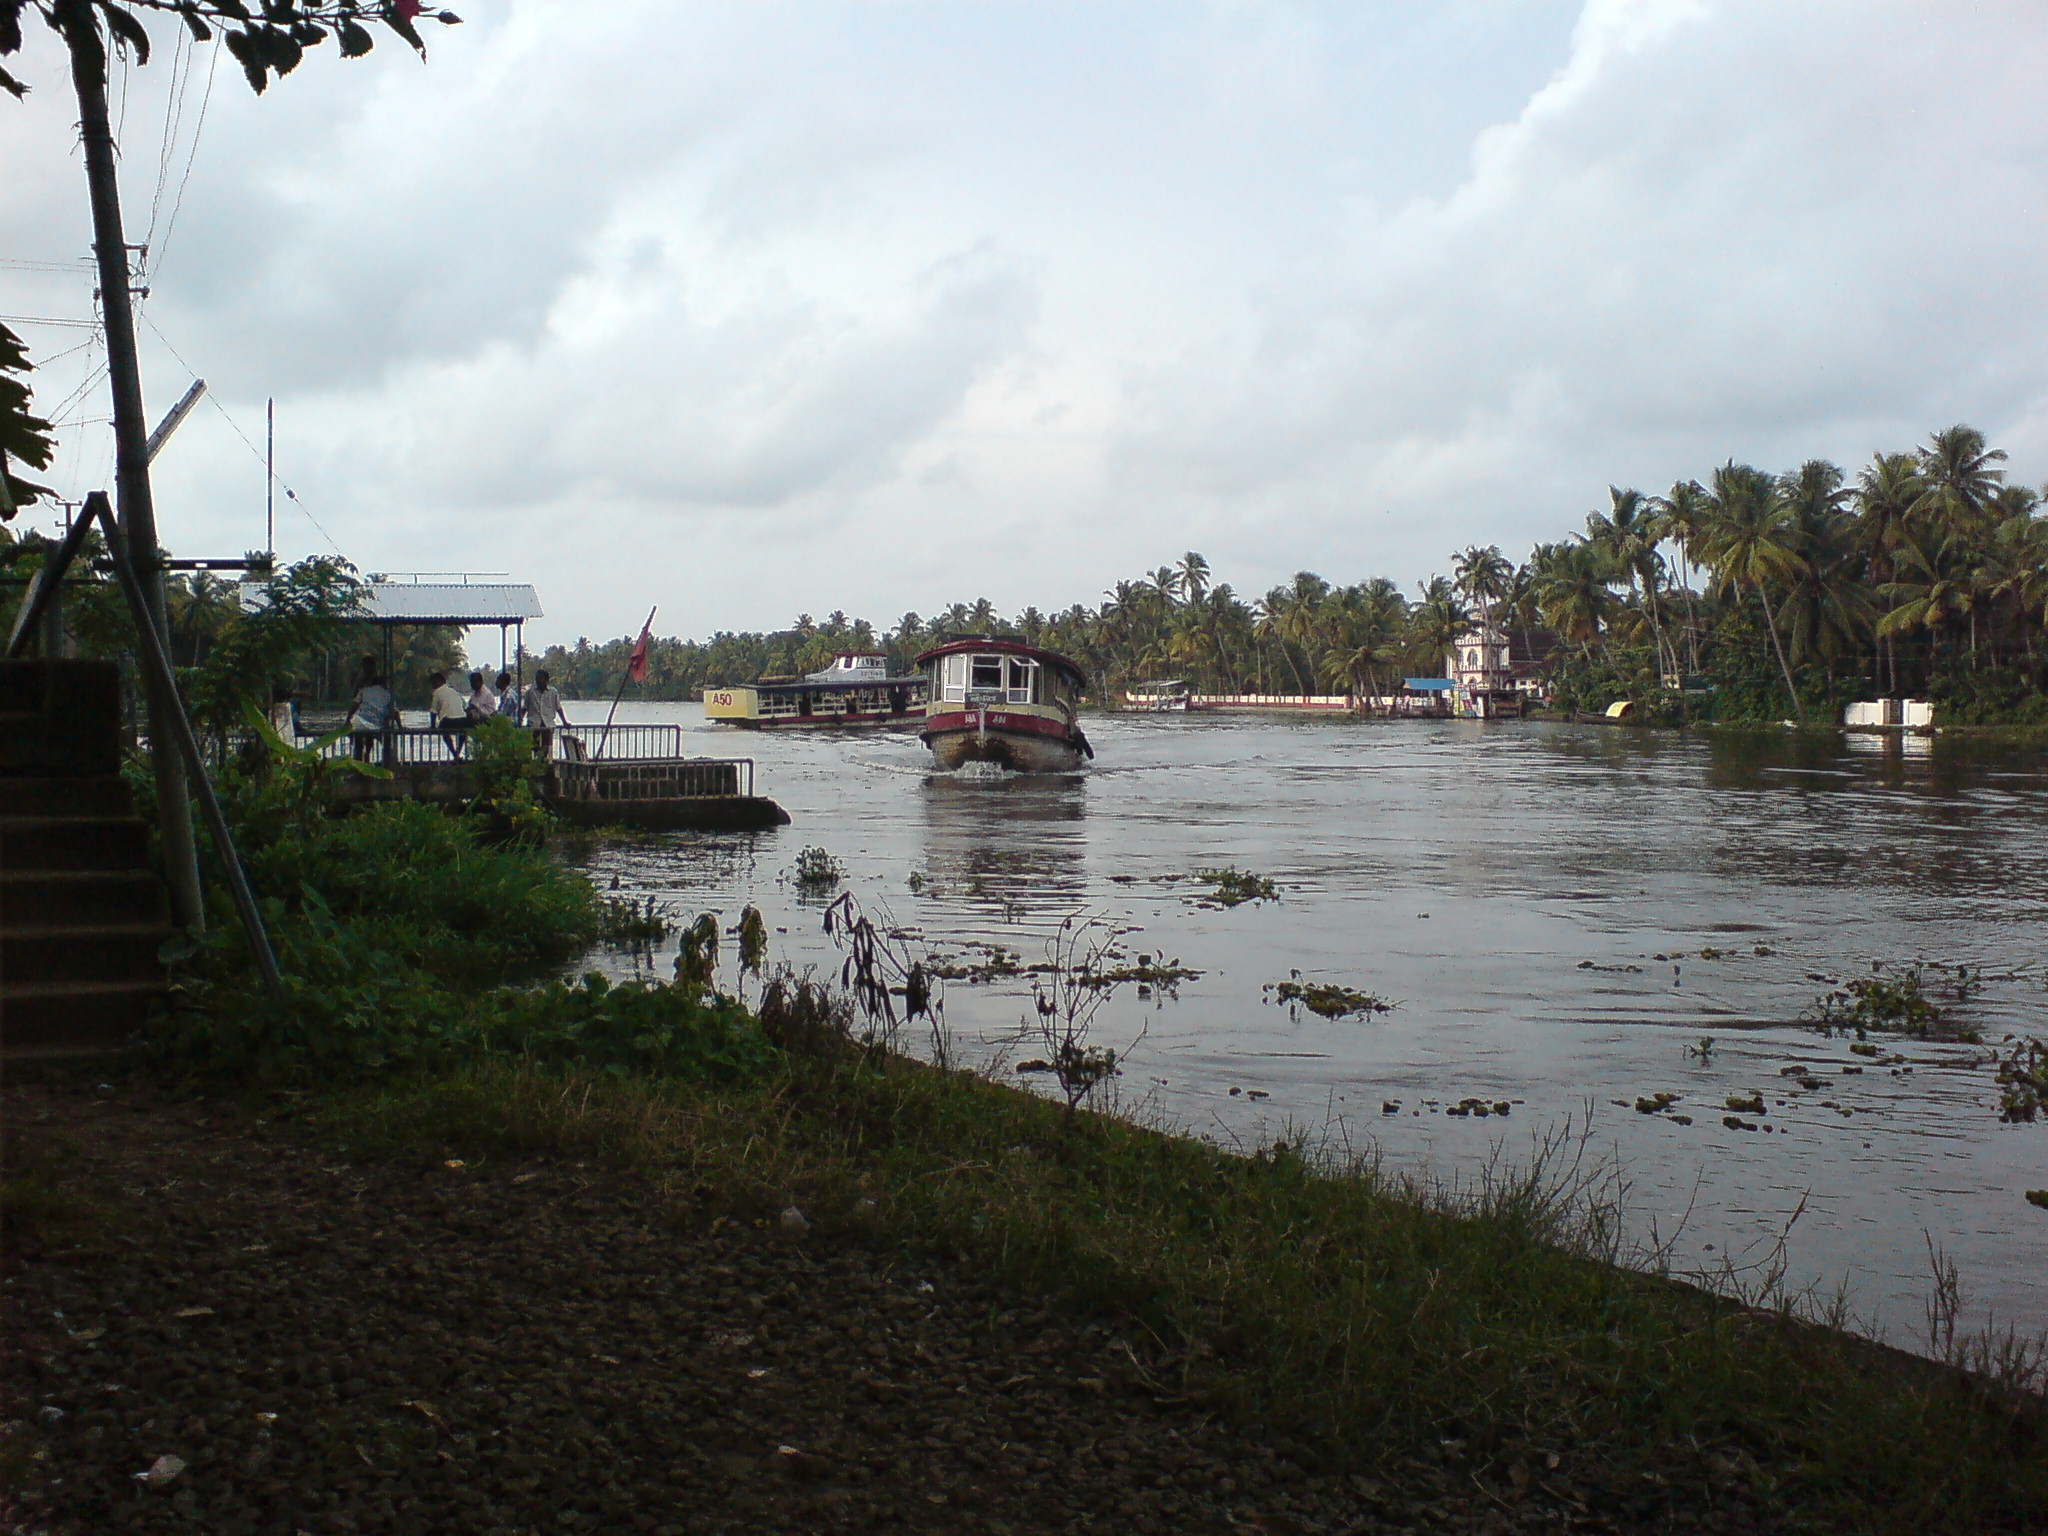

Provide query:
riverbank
left=7, top=1049, right=2045, bottom=1534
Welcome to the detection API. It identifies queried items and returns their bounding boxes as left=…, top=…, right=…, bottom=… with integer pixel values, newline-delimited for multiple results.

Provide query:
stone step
left=2, top=924, right=175, bottom=985
left=0, top=775, right=136, bottom=819
left=0, top=980, right=164, bottom=1058
left=0, top=816, right=150, bottom=872
left=0, top=870, right=168, bottom=927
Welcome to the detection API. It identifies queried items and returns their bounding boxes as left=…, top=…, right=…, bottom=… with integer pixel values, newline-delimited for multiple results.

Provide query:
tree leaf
left=0, top=63, right=24, bottom=101
left=337, top=18, right=373, bottom=56
left=96, top=1, right=151, bottom=64
left=182, top=12, right=211, bottom=42
left=223, top=27, right=270, bottom=92
left=382, top=8, right=427, bottom=57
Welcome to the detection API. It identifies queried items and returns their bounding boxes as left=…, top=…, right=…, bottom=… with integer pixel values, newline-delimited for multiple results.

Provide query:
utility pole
left=265, top=397, right=275, bottom=556
left=60, top=3, right=205, bottom=932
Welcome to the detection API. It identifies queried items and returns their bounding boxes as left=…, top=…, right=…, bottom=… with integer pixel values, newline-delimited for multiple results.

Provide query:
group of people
left=347, top=658, right=569, bottom=762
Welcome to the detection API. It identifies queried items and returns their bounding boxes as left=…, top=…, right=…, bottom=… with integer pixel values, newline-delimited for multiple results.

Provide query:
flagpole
left=598, top=606, right=656, bottom=760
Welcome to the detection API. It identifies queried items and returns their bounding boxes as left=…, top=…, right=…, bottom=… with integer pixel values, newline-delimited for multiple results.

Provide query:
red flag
left=626, top=611, right=654, bottom=684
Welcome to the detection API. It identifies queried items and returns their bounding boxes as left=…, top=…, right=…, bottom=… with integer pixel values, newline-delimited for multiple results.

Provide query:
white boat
left=1121, top=679, right=1190, bottom=712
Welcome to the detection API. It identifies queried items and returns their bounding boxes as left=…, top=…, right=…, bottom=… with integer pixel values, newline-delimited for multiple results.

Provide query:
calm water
left=563, top=701, right=2048, bottom=1348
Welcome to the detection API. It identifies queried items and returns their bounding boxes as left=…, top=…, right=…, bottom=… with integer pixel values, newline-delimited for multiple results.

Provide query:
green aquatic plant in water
left=1270, top=976, right=1395, bottom=1018
left=792, top=845, right=844, bottom=892
left=1191, top=866, right=1279, bottom=907
left=1996, top=1037, right=2048, bottom=1123
left=1805, top=965, right=1979, bottom=1043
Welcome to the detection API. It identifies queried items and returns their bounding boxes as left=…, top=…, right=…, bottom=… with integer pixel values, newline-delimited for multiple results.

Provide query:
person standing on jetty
left=349, top=672, right=395, bottom=763
left=466, top=670, right=498, bottom=722
left=429, top=671, right=470, bottom=759
left=495, top=671, right=521, bottom=726
left=524, top=669, right=570, bottom=761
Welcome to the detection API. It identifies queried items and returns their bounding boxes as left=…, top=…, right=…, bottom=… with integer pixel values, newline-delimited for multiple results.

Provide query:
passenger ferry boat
left=703, top=652, right=926, bottom=729
left=916, top=638, right=1094, bottom=772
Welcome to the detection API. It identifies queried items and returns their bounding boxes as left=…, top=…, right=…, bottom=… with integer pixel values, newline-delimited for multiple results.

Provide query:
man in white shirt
left=429, top=671, right=470, bottom=759
left=524, top=669, right=570, bottom=760
left=466, top=670, right=499, bottom=722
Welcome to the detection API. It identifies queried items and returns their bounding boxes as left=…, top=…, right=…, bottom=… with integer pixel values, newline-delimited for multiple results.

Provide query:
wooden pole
left=91, top=494, right=283, bottom=1001
left=60, top=3, right=204, bottom=931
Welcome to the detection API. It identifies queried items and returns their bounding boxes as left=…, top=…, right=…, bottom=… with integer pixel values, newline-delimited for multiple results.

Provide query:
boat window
left=970, top=656, right=1005, bottom=691
left=1007, top=658, right=1037, bottom=703
left=937, top=654, right=967, bottom=701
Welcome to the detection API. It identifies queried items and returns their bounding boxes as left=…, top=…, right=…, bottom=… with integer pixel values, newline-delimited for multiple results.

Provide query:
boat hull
left=921, top=707, right=1090, bottom=773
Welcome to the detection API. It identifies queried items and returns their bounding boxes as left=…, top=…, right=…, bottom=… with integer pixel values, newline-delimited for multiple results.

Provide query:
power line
left=150, top=40, right=219, bottom=280
left=140, top=311, right=347, bottom=558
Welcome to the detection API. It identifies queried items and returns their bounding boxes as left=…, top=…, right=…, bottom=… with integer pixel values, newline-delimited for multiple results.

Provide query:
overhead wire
left=141, top=311, right=348, bottom=559
left=150, top=39, right=219, bottom=280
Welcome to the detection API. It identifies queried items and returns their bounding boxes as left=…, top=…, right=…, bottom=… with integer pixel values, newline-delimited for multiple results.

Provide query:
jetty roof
left=357, top=581, right=544, bottom=624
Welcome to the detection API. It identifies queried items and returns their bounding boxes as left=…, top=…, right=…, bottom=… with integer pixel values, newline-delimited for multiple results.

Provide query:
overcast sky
left=3, top=0, right=2044, bottom=647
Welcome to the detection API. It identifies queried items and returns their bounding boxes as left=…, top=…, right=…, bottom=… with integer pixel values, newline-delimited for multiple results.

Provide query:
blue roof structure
left=1403, top=677, right=1455, bottom=692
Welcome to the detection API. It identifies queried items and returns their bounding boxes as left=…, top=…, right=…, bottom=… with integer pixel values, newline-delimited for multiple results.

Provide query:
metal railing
left=288, top=716, right=686, bottom=764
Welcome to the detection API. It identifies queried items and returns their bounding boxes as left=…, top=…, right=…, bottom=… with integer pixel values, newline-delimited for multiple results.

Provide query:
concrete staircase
left=2, top=660, right=173, bottom=1059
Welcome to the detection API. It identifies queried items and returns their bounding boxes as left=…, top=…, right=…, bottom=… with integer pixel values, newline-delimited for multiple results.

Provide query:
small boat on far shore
left=916, top=638, right=1093, bottom=772
left=1121, top=679, right=1190, bottom=712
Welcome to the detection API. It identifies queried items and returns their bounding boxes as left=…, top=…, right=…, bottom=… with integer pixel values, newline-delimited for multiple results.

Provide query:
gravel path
left=2, top=1084, right=1737, bottom=1536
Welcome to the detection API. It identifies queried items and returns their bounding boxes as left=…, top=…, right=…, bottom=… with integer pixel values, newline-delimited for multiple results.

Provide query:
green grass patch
left=320, top=1054, right=2048, bottom=1534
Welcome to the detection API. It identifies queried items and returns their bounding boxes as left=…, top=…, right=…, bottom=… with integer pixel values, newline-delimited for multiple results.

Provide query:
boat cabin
left=805, top=652, right=891, bottom=682
left=932, top=648, right=1052, bottom=707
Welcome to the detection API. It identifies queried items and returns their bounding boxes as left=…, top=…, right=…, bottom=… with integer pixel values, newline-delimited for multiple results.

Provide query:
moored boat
left=703, top=652, right=926, bottom=729
left=1121, top=679, right=1190, bottom=712
left=916, top=638, right=1094, bottom=772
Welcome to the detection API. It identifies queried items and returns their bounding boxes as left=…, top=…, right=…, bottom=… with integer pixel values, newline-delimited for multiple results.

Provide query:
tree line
left=535, top=424, right=2046, bottom=725
left=7, top=421, right=2041, bottom=727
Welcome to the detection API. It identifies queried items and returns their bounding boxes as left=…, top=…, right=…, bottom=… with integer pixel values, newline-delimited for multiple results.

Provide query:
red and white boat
left=915, top=638, right=1094, bottom=772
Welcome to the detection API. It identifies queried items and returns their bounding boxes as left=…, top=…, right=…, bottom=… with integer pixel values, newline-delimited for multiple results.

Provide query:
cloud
left=2, top=0, right=2042, bottom=641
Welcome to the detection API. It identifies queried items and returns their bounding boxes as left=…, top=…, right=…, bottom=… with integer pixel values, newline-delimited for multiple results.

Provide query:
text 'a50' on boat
left=915, top=638, right=1093, bottom=772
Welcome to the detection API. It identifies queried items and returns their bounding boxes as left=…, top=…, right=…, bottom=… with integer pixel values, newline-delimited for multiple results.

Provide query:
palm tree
left=1587, top=487, right=1674, bottom=678
left=1176, top=551, right=1212, bottom=605
left=1530, top=540, right=1615, bottom=652
left=1774, top=460, right=1870, bottom=677
left=1852, top=452, right=1923, bottom=694
left=1451, top=544, right=1513, bottom=620
left=1408, top=576, right=1471, bottom=674
left=1698, top=461, right=1807, bottom=721
left=1877, top=529, right=1975, bottom=676
left=1650, top=479, right=1709, bottom=672
left=1913, top=424, right=2006, bottom=540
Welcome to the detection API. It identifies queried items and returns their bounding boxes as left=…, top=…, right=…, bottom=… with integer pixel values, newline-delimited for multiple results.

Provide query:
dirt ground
left=1, top=1082, right=1736, bottom=1536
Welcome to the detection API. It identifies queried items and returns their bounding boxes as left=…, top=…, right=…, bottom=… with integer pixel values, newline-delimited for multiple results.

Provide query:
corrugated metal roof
left=238, top=579, right=544, bottom=623
left=357, top=583, right=544, bottom=623
left=1403, top=677, right=1455, bottom=691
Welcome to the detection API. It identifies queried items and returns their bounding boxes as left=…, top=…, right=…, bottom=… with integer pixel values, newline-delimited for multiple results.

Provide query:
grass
left=125, top=780, right=2048, bottom=1531
left=318, top=1051, right=2048, bottom=1534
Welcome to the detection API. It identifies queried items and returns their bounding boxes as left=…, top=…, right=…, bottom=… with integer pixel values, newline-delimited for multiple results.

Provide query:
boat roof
left=913, top=636, right=1087, bottom=684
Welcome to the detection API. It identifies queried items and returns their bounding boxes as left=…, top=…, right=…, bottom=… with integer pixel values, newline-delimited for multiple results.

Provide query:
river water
left=561, top=701, right=2048, bottom=1349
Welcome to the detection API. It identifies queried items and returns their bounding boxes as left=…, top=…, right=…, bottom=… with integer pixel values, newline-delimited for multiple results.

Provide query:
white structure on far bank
left=1445, top=621, right=1555, bottom=715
